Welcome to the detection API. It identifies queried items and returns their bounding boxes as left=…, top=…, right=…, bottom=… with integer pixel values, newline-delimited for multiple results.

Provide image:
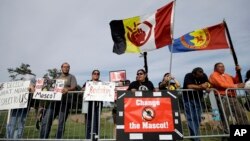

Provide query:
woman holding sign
left=82, top=70, right=102, bottom=141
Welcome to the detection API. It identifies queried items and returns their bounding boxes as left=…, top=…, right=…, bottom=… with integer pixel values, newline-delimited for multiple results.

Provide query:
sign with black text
left=33, top=78, right=64, bottom=101
left=0, top=80, right=30, bottom=110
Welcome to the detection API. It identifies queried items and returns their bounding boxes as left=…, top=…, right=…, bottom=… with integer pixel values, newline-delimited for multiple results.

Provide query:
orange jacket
left=209, top=71, right=239, bottom=96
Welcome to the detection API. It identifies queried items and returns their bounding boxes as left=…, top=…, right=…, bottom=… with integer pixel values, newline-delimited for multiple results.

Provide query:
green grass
left=0, top=108, right=114, bottom=139
left=2, top=108, right=248, bottom=140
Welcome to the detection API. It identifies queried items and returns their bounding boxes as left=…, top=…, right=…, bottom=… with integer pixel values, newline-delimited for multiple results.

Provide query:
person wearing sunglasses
left=128, top=69, right=155, bottom=91
left=159, top=73, right=180, bottom=90
left=82, top=70, right=102, bottom=141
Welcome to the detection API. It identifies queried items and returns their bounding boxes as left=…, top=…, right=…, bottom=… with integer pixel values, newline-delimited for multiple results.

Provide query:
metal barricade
left=0, top=91, right=116, bottom=140
left=224, top=88, right=250, bottom=126
left=1, top=89, right=249, bottom=140
left=176, top=89, right=228, bottom=140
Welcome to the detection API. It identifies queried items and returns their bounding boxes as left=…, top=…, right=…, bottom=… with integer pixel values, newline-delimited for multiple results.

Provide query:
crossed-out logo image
left=180, top=28, right=210, bottom=49
left=124, top=97, right=174, bottom=132
left=142, top=107, right=155, bottom=121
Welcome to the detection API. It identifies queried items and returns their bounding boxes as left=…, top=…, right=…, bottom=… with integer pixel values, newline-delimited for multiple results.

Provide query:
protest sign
left=83, top=81, right=115, bottom=102
left=33, top=78, right=64, bottom=101
left=116, top=91, right=183, bottom=141
left=0, top=80, right=30, bottom=110
left=109, top=70, right=126, bottom=82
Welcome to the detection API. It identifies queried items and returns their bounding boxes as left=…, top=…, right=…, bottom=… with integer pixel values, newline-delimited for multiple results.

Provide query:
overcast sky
left=0, top=0, right=249, bottom=87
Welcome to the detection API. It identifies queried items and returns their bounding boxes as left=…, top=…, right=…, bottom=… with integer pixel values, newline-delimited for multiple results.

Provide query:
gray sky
left=0, top=0, right=249, bottom=86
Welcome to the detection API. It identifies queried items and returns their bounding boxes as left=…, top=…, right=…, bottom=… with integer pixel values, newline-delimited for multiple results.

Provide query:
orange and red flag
left=171, top=23, right=229, bottom=53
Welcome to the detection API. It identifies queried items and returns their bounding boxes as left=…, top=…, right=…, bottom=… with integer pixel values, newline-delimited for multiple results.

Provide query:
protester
left=35, top=76, right=53, bottom=130
left=40, top=62, right=77, bottom=139
left=245, top=69, right=250, bottom=90
left=183, top=67, right=210, bottom=141
left=6, top=73, right=36, bottom=139
left=209, top=63, right=248, bottom=133
left=128, top=69, right=155, bottom=91
left=159, top=73, right=180, bottom=90
left=82, top=70, right=102, bottom=141
left=245, top=69, right=250, bottom=82
left=244, top=69, right=250, bottom=111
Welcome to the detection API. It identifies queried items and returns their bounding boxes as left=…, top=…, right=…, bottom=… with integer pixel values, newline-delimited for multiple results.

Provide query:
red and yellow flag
left=110, top=1, right=174, bottom=54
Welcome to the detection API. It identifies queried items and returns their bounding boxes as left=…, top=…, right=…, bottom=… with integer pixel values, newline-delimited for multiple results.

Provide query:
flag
left=171, top=23, right=229, bottom=53
left=110, top=1, right=174, bottom=55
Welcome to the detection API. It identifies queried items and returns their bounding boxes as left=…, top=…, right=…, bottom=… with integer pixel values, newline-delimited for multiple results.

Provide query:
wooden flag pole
left=223, top=20, right=243, bottom=82
left=143, top=52, right=148, bottom=73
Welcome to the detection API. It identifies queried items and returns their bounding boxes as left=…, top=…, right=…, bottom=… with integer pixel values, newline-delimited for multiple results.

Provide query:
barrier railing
left=224, top=88, right=250, bottom=126
left=0, top=89, right=250, bottom=140
left=177, top=89, right=229, bottom=141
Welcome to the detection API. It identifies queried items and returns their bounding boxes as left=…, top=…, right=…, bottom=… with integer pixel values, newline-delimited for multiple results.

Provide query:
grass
left=1, top=108, right=249, bottom=140
left=0, top=108, right=114, bottom=139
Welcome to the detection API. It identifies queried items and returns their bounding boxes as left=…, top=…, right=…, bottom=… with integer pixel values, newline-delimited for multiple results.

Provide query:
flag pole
left=143, top=52, right=148, bottom=73
left=223, top=20, right=243, bottom=82
left=169, top=0, right=176, bottom=76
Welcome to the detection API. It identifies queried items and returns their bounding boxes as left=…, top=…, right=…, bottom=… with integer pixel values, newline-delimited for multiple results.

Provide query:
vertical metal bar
left=217, top=93, right=230, bottom=133
left=73, top=92, right=77, bottom=139
left=90, top=101, right=95, bottom=141
left=225, top=89, right=235, bottom=125
left=178, top=90, right=185, bottom=136
left=98, top=102, right=101, bottom=140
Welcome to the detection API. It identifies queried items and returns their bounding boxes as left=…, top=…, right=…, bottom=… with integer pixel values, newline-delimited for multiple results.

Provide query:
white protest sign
left=0, top=80, right=30, bottom=110
left=83, top=81, right=115, bottom=102
left=33, top=79, right=64, bottom=101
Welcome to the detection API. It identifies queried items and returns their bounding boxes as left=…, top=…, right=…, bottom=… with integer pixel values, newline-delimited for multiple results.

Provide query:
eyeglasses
left=137, top=73, right=144, bottom=76
left=93, top=73, right=100, bottom=75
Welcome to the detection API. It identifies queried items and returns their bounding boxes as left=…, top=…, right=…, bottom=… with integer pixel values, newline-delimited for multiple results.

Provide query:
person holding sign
left=82, top=70, right=102, bottom=140
left=183, top=67, right=211, bottom=141
left=40, top=62, right=77, bottom=139
left=159, top=73, right=180, bottom=90
left=128, top=69, right=155, bottom=91
left=6, top=74, right=36, bottom=139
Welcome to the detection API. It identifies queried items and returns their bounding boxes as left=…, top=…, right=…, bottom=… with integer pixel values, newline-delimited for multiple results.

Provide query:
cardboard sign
left=109, top=70, right=126, bottom=82
left=124, top=98, right=174, bottom=132
left=83, top=81, right=115, bottom=102
left=0, top=80, right=30, bottom=110
left=33, top=78, right=64, bottom=101
left=116, top=91, right=183, bottom=141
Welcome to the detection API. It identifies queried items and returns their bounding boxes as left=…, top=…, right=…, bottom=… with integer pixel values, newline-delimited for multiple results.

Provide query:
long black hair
left=162, top=73, right=170, bottom=82
left=137, top=69, right=149, bottom=82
